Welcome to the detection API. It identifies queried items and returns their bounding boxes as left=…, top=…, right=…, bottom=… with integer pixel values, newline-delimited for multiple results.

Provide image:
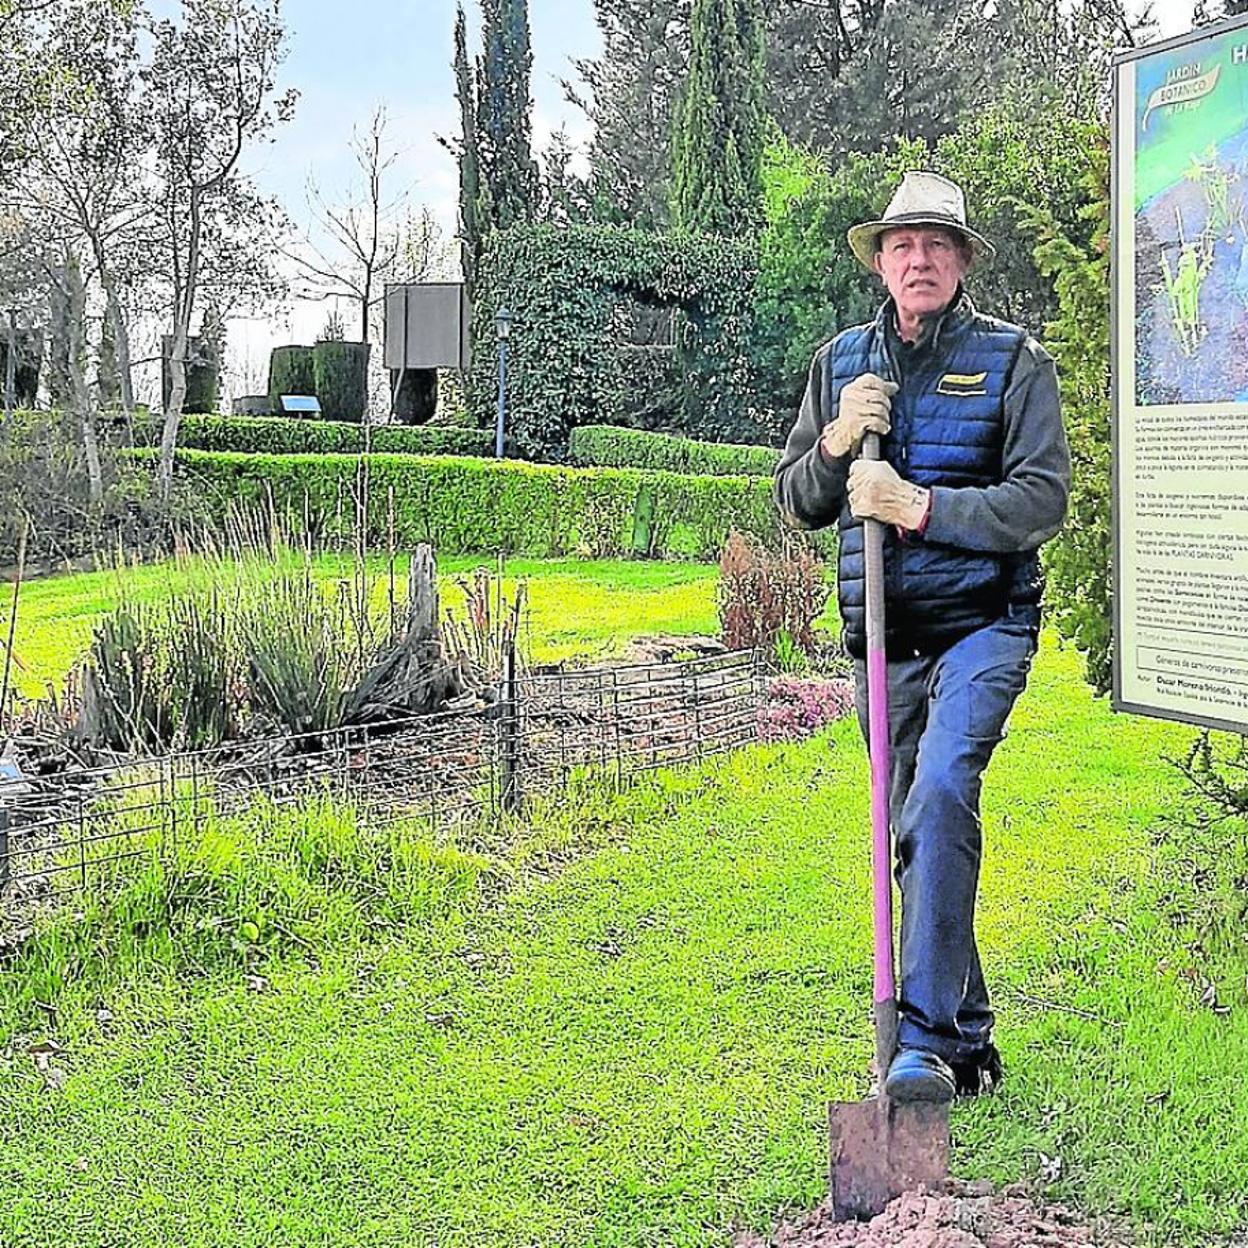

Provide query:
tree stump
left=344, top=544, right=463, bottom=722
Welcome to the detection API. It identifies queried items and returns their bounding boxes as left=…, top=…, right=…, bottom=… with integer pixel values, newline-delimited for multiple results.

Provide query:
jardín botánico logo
left=1142, top=60, right=1224, bottom=132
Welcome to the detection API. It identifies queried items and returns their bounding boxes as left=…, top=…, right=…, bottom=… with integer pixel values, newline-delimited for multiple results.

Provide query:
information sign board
left=1113, top=15, right=1248, bottom=732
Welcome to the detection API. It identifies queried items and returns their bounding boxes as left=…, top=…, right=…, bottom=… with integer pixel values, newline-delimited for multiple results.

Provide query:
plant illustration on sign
left=1159, top=205, right=1213, bottom=358
left=1185, top=143, right=1237, bottom=240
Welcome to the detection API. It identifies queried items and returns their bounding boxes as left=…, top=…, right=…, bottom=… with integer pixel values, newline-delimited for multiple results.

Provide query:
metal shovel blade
left=827, top=1095, right=950, bottom=1222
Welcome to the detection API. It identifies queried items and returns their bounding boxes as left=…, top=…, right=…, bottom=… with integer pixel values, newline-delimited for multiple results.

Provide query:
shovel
left=826, top=430, right=949, bottom=1221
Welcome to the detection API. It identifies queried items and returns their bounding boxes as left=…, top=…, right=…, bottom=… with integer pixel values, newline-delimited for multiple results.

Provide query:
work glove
left=848, top=458, right=931, bottom=531
left=820, top=373, right=898, bottom=461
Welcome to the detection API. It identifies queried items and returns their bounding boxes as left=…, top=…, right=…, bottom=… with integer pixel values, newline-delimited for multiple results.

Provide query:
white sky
left=1150, top=0, right=1196, bottom=37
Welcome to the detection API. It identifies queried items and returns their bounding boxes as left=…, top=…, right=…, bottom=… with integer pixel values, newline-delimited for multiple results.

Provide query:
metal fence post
left=596, top=669, right=608, bottom=774
left=690, top=666, right=704, bottom=764
left=77, top=792, right=87, bottom=891
left=500, top=640, right=522, bottom=815
left=610, top=668, right=623, bottom=789
left=164, top=755, right=177, bottom=868
left=0, top=805, right=9, bottom=894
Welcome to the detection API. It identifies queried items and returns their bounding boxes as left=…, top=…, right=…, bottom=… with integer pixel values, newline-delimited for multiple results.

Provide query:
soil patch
left=734, top=1182, right=1129, bottom=1248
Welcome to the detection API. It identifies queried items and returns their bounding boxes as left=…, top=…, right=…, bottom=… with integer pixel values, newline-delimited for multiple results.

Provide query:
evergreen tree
left=573, top=0, right=1147, bottom=223
left=477, top=0, right=538, bottom=231
left=564, top=0, right=690, bottom=227
left=1196, top=0, right=1248, bottom=19
left=450, top=5, right=484, bottom=291
left=200, top=299, right=227, bottom=376
left=47, top=254, right=84, bottom=409
left=98, top=307, right=120, bottom=408
left=819, top=0, right=994, bottom=154
left=764, top=0, right=885, bottom=152
left=540, top=125, right=592, bottom=224
left=671, top=0, right=767, bottom=234
left=988, top=0, right=1152, bottom=118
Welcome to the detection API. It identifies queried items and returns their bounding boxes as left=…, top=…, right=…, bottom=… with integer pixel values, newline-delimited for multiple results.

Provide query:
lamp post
left=3, top=310, right=16, bottom=424
left=494, top=306, right=512, bottom=459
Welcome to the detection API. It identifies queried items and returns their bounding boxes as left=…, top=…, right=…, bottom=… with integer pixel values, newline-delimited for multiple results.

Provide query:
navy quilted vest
left=832, top=295, right=1040, bottom=659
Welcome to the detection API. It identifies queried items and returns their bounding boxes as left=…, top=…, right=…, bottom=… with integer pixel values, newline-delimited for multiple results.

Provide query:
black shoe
left=951, top=1043, right=1004, bottom=1098
left=883, top=1047, right=957, bottom=1104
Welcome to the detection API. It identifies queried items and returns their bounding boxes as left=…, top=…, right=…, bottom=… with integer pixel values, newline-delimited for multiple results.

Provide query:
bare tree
left=144, top=0, right=295, bottom=498
left=49, top=248, right=104, bottom=505
left=11, top=0, right=151, bottom=415
left=287, top=106, right=403, bottom=343
left=0, top=0, right=57, bottom=30
left=0, top=0, right=43, bottom=187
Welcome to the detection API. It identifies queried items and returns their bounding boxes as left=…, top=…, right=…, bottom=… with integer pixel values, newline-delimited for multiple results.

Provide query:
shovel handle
left=861, top=433, right=896, bottom=1019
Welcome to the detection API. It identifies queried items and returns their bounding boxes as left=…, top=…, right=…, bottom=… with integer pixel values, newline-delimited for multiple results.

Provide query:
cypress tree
left=98, top=307, right=121, bottom=409
left=47, top=255, right=85, bottom=410
left=477, top=0, right=539, bottom=231
left=452, top=6, right=485, bottom=293
left=671, top=0, right=767, bottom=234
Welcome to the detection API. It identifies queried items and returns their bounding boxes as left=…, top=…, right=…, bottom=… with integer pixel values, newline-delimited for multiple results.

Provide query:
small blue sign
left=280, top=395, right=322, bottom=415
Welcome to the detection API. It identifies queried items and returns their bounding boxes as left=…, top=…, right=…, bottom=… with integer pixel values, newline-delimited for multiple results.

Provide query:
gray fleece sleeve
left=773, top=342, right=851, bottom=531
left=922, top=338, right=1070, bottom=552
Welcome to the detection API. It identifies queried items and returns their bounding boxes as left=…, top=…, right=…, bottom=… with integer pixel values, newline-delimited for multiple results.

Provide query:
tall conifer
left=670, top=0, right=767, bottom=234
left=451, top=6, right=484, bottom=292
left=477, top=0, right=539, bottom=231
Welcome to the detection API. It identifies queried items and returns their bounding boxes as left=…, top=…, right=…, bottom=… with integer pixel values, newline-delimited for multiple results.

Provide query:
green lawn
left=2, top=556, right=773, bottom=700
left=1, top=632, right=1244, bottom=1246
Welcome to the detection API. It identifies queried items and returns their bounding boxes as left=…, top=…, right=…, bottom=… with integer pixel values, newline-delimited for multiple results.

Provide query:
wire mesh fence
left=0, top=649, right=761, bottom=912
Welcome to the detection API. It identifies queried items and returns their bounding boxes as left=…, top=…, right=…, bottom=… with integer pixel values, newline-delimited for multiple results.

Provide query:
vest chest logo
left=936, top=371, right=988, bottom=397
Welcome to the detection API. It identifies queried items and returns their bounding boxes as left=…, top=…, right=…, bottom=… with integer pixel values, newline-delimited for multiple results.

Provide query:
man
left=773, top=171, right=1070, bottom=1104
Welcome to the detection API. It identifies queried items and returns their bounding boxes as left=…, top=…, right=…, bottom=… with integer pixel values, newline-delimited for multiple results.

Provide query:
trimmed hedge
left=313, top=340, right=370, bottom=423
left=268, top=345, right=316, bottom=409
left=132, top=414, right=494, bottom=458
left=0, top=328, right=41, bottom=406
left=149, top=449, right=832, bottom=561
left=161, top=335, right=219, bottom=415
left=569, top=425, right=779, bottom=477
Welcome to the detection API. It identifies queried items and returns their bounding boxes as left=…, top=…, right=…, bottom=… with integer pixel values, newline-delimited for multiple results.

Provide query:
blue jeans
left=853, top=605, right=1040, bottom=1064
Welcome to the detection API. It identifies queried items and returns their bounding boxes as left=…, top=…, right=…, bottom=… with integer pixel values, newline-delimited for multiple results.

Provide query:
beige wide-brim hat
left=847, top=171, right=995, bottom=270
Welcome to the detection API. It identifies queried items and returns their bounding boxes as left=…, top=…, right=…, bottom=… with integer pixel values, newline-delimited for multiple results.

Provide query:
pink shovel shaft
left=861, top=432, right=895, bottom=1008
left=867, top=642, right=893, bottom=1004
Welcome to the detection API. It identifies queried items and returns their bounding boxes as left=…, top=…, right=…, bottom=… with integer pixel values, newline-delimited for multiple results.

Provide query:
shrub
left=314, top=340, right=370, bottom=423
left=0, top=327, right=42, bottom=406
left=0, top=409, right=196, bottom=568
left=268, top=344, right=317, bottom=409
left=240, top=565, right=362, bottom=738
left=568, top=425, right=778, bottom=476
left=757, top=675, right=854, bottom=743
left=161, top=334, right=219, bottom=415
left=135, top=449, right=829, bottom=562
left=74, top=543, right=421, bottom=750
left=78, top=593, right=240, bottom=753
left=718, top=529, right=830, bottom=657
left=391, top=368, right=438, bottom=425
left=1022, top=137, right=1112, bottom=694
left=133, top=413, right=495, bottom=458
